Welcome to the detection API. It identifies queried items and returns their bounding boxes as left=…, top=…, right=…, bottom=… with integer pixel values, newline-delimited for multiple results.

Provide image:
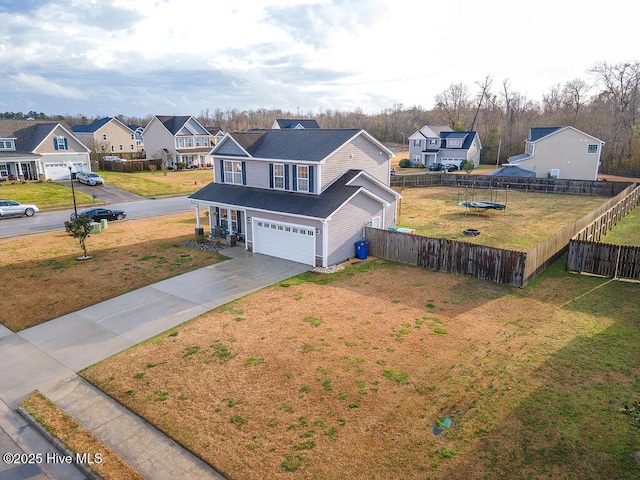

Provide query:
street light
left=401, top=132, right=405, bottom=145
left=67, top=161, right=78, bottom=217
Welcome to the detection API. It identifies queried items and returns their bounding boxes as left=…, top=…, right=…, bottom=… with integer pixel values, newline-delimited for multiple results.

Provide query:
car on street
left=0, top=199, right=39, bottom=218
left=77, top=172, right=105, bottom=186
left=70, top=207, right=126, bottom=221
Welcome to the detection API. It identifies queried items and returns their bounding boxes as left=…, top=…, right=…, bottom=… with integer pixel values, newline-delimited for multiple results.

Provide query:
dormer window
left=447, top=139, right=461, bottom=147
left=297, top=165, right=309, bottom=192
left=273, top=164, right=285, bottom=189
left=0, top=139, right=15, bottom=151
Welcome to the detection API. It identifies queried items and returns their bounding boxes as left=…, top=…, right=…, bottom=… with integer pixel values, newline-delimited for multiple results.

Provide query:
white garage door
left=253, top=219, right=315, bottom=265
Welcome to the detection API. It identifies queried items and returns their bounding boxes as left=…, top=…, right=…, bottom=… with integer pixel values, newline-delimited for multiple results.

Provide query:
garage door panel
left=253, top=219, right=315, bottom=265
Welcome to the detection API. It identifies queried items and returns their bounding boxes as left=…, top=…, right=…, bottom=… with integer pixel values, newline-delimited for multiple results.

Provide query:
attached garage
left=252, top=219, right=316, bottom=265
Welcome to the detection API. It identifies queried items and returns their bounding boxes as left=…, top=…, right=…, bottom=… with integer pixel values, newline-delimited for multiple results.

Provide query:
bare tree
left=434, top=83, right=471, bottom=130
left=469, top=75, right=493, bottom=131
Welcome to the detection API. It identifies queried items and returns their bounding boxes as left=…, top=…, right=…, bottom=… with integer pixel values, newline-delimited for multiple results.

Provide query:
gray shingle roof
left=156, top=116, right=193, bottom=135
left=488, top=166, right=536, bottom=177
left=189, top=169, right=363, bottom=219
left=225, top=129, right=360, bottom=162
left=440, top=131, right=476, bottom=149
left=72, top=117, right=112, bottom=133
left=275, top=119, right=320, bottom=129
left=0, top=120, right=60, bottom=154
left=529, top=127, right=563, bottom=142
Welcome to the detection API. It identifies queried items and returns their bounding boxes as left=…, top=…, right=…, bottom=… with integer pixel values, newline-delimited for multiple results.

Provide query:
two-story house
left=72, top=117, right=138, bottom=156
left=408, top=125, right=481, bottom=168
left=189, top=129, right=401, bottom=267
left=143, top=116, right=212, bottom=168
left=0, top=119, right=91, bottom=181
left=502, top=126, right=605, bottom=180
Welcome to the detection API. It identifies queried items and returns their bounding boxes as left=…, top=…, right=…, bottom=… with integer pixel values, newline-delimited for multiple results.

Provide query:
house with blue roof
left=189, top=129, right=400, bottom=267
left=502, top=126, right=604, bottom=180
left=407, top=125, right=481, bottom=169
left=72, top=117, right=137, bottom=156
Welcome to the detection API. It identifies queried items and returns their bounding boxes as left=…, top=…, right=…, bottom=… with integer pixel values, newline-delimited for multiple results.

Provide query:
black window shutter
left=292, top=165, right=298, bottom=191
left=284, top=164, right=290, bottom=190
left=269, top=163, right=274, bottom=188
left=53, top=138, right=58, bottom=150
left=309, top=165, right=315, bottom=193
left=241, top=161, right=247, bottom=185
left=63, top=138, right=68, bottom=150
left=219, top=160, right=225, bottom=183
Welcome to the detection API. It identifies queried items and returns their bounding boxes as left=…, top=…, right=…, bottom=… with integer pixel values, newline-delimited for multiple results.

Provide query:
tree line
left=4, top=60, right=639, bottom=176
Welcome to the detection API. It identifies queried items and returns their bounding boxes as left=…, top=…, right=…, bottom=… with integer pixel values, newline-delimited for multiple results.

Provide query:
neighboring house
left=189, top=129, right=400, bottom=267
left=128, top=125, right=145, bottom=152
left=272, top=118, right=320, bottom=129
left=0, top=119, right=91, bottom=181
left=72, top=117, right=137, bottom=155
left=407, top=125, right=481, bottom=168
left=206, top=126, right=225, bottom=145
left=143, top=115, right=212, bottom=168
left=504, top=126, right=605, bottom=180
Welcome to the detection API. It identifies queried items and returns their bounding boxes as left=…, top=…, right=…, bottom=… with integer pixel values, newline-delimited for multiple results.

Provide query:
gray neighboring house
left=272, top=118, right=320, bottom=129
left=504, top=126, right=605, bottom=180
left=0, top=119, right=91, bottom=181
left=189, top=129, right=400, bottom=267
left=407, top=125, right=481, bottom=168
left=142, top=115, right=212, bottom=168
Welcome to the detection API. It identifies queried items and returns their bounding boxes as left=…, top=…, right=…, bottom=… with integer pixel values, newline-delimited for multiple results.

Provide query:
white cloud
left=8, top=73, right=87, bottom=100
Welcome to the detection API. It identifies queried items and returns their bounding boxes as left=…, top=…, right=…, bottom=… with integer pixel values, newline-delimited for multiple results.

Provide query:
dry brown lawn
left=396, top=186, right=608, bottom=250
left=0, top=213, right=224, bottom=331
left=81, top=260, right=640, bottom=480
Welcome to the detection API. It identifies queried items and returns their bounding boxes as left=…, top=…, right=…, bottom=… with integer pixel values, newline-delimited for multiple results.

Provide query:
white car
left=0, top=199, right=39, bottom=217
left=77, top=172, right=105, bottom=186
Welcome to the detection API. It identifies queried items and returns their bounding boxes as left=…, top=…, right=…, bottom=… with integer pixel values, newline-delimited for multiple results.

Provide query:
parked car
left=103, top=156, right=126, bottom=163
left=0, top=199, right=39, bottom=218
left=429, top=163, right=444, bottom=171
left=77, top=172, right=105, bottom=186
left=71, top=207, right=126, bottom=221
left=443, top=164, right=459, bottom=172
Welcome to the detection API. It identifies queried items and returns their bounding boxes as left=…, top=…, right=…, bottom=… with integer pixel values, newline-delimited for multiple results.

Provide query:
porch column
left=322, top=220, right=328, bottom=268
left=194, top=204, right=204, bottom=237
left=17, top=160, right=24, bottom=181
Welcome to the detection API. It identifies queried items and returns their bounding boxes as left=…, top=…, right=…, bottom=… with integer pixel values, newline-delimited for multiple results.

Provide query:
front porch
left=0, top=160, right=40, bottom=181
left=192, top=203, right=247, bottom=245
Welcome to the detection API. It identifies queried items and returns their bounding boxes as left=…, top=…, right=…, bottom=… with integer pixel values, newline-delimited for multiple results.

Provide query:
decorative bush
left=417, top=163, right=425, bottom=169
left=398, top=158, right=410, bottom=168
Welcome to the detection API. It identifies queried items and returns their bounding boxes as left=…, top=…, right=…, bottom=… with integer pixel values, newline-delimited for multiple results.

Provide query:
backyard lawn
left=81, top=258, right=640, bottom=480
left=0, top=213, right=225, bottom=331
left=396, top=187, right=609, bottom=251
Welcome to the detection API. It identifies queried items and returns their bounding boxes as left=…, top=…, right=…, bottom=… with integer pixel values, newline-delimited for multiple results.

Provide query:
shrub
left=398, top=158, right=410, bottom=168
left=459, top=160, right=468, bottom=171
left=417, top=163, right=425, bottom=169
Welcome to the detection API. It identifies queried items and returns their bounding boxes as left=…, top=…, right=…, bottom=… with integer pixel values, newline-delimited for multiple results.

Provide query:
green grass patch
left=383, top=369, right=410, bottom=385
left=0, top=182, right=101, bottom=209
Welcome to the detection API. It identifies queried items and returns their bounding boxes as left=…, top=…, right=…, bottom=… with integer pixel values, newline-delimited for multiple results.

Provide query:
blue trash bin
left=354, top=240, right=370, bottom=260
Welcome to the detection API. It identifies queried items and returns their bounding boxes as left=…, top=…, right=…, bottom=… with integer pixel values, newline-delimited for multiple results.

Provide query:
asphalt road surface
left=0, top=196, right=195, bottom=239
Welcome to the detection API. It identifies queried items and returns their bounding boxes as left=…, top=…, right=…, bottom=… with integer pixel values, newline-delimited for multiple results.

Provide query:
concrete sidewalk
left=0, top=247, right=311, bottom=479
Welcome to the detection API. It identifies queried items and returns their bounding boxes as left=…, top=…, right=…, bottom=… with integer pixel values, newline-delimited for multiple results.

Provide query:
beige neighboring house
left=72, top=117, right=137, bottom=156
left=0, top=119, right=91, bottom=181
left=504, top=126, right=605, bottom=180
left=143, top=116, right=212, bottom=168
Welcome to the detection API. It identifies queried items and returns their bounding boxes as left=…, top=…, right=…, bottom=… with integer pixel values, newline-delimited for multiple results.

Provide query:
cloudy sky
left=0, top=0, right=637, bottom=118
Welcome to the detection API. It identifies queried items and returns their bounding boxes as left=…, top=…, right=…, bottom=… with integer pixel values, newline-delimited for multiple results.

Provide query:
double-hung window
left=55, top=136, right=68, bottom=150
left=273, top=163, right=285, bottom=189
left=176, top=138, right=185, bottom=148
left=224, top=160, right=243, bottom=184
left=297, top=165, right=309, bottom=192
left=587, top=144, right=598, bottom=154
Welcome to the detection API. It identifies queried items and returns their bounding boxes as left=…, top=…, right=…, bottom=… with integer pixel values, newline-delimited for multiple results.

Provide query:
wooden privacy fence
left=566, top=183, right=640, bottom=280
left=365, top=183, right=640, bottom=287
left=364, top=227, right=526, bottom=287
left=391, top=173, right=633, bottom=197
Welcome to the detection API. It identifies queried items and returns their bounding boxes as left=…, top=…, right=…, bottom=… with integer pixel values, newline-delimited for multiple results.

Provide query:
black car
left=70, top=207, right=126, bottom=221
left=443, top=164, right=459, bottom=172
left=429, top=163, right=444, bottom=171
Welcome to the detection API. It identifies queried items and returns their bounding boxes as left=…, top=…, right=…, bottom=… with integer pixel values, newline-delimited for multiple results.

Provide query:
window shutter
left=284, top=164, right=290, bottom=190
left=269, top=163, right=274, bottom=188
left=292, top=165, right=298, bottom=191
left=219, top=160, right=225, bottom=183
left=241, top=161, right=247, bottom=185
left=63, top=138, right=68, bottom=150
left=309, top=165, right=315, bottom=193
left=53, top=138, right=58, bottom=150
left=215, top=207, right=220, bottom=225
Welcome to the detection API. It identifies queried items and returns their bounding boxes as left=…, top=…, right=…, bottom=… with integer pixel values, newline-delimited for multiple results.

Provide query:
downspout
left=322, top=220, right=328, bottom=268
